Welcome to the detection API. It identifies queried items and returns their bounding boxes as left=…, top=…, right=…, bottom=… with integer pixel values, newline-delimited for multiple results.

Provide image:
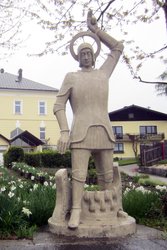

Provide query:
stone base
left=48, top=167, right=136, bottom=239
left=48, top=216, right=136, bottom=238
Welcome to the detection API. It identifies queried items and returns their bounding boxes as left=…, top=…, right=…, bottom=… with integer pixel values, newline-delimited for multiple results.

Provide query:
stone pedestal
left=48, top=167, right=136, bottom=238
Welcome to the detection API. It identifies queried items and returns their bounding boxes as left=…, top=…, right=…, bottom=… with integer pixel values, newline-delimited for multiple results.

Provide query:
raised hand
left=87, top=9, right=98, bottom=33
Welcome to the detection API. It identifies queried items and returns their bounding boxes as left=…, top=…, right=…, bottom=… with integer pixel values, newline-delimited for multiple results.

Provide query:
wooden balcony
left=114, top=133, right=165, bottom=142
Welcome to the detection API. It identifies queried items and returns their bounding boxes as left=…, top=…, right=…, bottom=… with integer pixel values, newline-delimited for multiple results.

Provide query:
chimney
left=16, top=68, right=23, bottom=82
left=0, top=68, right=4, bottom=73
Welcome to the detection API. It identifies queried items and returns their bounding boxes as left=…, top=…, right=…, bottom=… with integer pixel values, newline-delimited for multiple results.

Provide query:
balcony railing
left=114, top=133, right=165, bottom=142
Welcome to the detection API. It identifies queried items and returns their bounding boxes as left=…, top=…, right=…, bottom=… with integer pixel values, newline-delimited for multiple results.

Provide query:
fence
left=140, top=143, right=164, bottom=166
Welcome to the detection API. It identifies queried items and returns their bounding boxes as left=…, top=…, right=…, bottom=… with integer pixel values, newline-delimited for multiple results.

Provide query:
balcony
left=114, top=133, right=165, bottom=142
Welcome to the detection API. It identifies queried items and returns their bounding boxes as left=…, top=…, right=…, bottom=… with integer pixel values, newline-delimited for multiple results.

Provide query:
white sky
left=0, top=7, right=167, bottom=125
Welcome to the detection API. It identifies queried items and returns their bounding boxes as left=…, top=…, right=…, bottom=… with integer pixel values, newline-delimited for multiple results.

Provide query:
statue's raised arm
left=87, top=10, right=124, bottom=77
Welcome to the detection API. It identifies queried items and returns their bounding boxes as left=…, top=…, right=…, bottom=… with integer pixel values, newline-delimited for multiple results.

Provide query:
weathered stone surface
left=48, top=167, right=136, bottom=238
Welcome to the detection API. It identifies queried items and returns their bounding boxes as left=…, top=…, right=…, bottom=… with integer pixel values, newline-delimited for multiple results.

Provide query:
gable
left=10, top=130, right=44, bottom=146
left=109, top=105, right=167, bottom=121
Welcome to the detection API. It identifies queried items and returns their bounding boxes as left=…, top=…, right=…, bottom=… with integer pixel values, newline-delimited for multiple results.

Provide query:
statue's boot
left=68, top=179, right=84, bottom=229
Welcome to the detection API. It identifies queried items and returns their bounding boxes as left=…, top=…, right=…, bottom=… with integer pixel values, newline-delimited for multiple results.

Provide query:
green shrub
left=123, top=189, right=162, bottom=222
left=157, top=159, right=167, bottom=165
left=4, top=146, right=24, bottom=167
left=24, top=152, right=41, bottom=167
left=119, top=158, right=138, bottom=166
left=27, top=185, right=56, bottom=226
left=138, top=178, right=167, bottom=187
left=132, top=174, right=149, bottom=183
left=40, top=150, right=71, bottom=168
left=41, top=150, right=61, bottom=168
left=62, top=151, right=72, bottom=168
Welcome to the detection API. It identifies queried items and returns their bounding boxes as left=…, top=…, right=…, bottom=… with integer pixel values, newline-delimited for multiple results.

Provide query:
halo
left=69, top=31, right=101, bottom=61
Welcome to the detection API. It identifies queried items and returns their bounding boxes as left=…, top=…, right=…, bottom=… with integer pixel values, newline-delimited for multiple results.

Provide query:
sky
left=0, top=7, right=167, bottom=125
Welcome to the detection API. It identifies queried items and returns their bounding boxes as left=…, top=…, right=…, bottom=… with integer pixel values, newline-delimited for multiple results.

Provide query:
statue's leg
left=68, top=149, right=90, bottom=229
left=93, top=149, right=113, bottom=190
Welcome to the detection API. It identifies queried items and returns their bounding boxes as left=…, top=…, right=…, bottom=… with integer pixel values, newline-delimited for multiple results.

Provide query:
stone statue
left=51, top=10, right=136, bottom=235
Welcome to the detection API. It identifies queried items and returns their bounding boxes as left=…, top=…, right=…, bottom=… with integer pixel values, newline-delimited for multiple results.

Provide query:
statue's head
left=77, top=43, right=95, bottom=68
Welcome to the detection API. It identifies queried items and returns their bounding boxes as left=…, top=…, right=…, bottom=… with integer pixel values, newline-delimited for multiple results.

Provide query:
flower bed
left=0, top=165, right=56, bottom=239
left=0, top=163, right=167, bottom=239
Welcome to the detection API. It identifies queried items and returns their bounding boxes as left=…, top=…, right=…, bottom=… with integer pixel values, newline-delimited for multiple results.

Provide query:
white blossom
left=8, top=191, right=14, bottom=198
left=84, top=184, right=89, bottom=188
left=155, top=185, right=167, bottom=191
left=52, top=183, right=56, bottom=189
left=44, top=181, right=48, bottom=186
left=10, top=185, right=16, bottom=191
left=31, top=176, right=35, bottom=180
left=135, top=186, right=146, bottom=192
left=124, top=187, right=130, bottom=195
left=1, top=186, right=6, bottom=192
left=33, top=183, right=38, bottom=190
left=22, top=207, right=32, bottom=217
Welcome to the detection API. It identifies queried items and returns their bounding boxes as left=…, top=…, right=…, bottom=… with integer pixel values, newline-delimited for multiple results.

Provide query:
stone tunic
left=54, top=46, right=123, bottom=149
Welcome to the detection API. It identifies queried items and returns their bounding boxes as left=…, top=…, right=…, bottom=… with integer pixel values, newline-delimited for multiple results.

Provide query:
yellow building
left=109, top=105, right=167, bottom=159
left=0, top=68, right=59, bottom=154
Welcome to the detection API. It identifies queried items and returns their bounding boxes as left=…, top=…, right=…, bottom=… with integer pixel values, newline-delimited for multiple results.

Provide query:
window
left=14, top=100, right=22, bottom=114
left=39, top=101, right=46, bottom=115
left=140, top=126, right=157, bottom=139
left=140, top=126, right=157, bottom=135
left=40, top=127, right=45, bottom=140
left=112, top=126, right=123, bottom=139
left=114, top=143, right=124, bottom=153
left=128, top=113, right=134, bottom=119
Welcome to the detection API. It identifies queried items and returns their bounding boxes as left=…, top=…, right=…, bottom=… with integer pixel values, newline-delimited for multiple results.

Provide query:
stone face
left=48, top=167, right=136, bottom=238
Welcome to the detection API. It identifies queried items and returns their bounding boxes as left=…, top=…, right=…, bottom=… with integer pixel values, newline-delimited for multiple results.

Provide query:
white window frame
left=38, top=101, right=47, bottom=115
left=14, top=100, right=23, bottom=115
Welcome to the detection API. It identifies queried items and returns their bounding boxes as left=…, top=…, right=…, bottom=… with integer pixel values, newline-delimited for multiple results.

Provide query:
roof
left=0, top=71, right=58, bottom=92
left=0, top=134, right=10, bottom=143
left=109, top=105, right=167, bottom=121
left=10, top=130, right=45, bottom=146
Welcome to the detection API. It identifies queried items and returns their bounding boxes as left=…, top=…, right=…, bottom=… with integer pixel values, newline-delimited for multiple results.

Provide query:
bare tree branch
left=137, top=76, right=167, bottom=85
left=97, top=0, right=116, bottom=22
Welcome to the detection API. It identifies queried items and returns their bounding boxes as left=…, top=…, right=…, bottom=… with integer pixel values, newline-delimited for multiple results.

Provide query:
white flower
left=49, top=182, right=53, bottom=186
left=22, top=207, right=32, bottom=217
left=84, top=184, right=89, bottom=188
left=135, top=186, right=145, bottom=192
left=129, top=182, right=132, bottom=187
left=1, top=186, right=6, bottom=192
left=124, top=187, right=130, bottom=195
left=33, top=184, right=38, bottom=190
left=49, top=176, right=55, bottom=181
left=19, top=184, right=23, bottom=189
left=44, top=181, right=48, bottom=186
left=11, top=185, right=16, bottom=191
left=135, top=186, right=150, bottom=193
left=52, top=183, right=56, bottom=189
left=8, top=191, right=14, bottom=198
left=31, top=176, right=35, bottom=180
left=155, top=185, right=167, bottom=191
